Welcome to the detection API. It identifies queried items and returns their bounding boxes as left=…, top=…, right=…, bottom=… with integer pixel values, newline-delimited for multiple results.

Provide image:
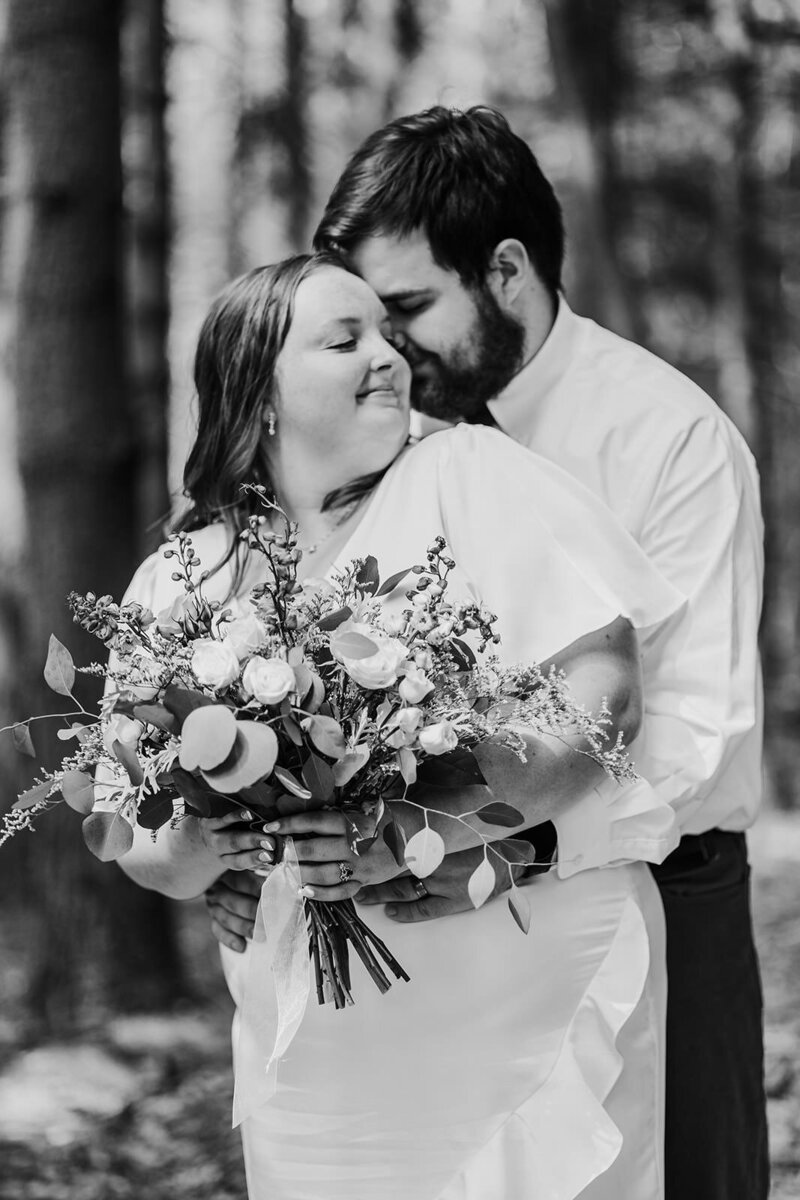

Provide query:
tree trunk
left=542, top=0, right=639, bottom=338
left=283, top=0, right=311, bottom=251
left=122, top=0, right=171, bottom=554
left=5, top=0, right=183, bottom=1034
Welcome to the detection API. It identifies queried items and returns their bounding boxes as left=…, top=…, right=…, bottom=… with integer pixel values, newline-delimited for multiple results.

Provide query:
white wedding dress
left=127, top=425, right=683, bottom=1200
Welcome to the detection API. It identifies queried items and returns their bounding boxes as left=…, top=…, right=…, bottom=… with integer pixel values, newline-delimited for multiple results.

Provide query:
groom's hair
left=314, top=105, right=564, bottom=297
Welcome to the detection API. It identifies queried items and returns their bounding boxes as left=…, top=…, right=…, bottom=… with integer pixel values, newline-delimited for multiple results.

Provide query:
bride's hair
left=174, top=252, right=386, bottom=595
left=314, top=105, right=564, bottom=300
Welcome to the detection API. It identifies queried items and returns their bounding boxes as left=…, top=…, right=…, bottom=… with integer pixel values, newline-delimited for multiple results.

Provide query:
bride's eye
left=330, top=337, right=357, bottom=351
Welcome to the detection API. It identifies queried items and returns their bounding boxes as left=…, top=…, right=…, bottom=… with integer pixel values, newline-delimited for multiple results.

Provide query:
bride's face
left=273, top=267, right=411, bottom=484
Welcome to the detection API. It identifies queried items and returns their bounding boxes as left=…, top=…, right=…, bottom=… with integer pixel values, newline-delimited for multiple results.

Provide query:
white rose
left=417, top=719, right=458, bottom=757
left=191, top=638, right=241, bottom=690
left=334, top=622, right=409, bottom=690
left=222, top=613, right=268, bottom=661
left=102, top=713, right=144, bottom=756
left=384, top=706, right=423, bottom=749
left=242, top=656, right=296, bottom=705
left=398, top=669, right=434, bottom=704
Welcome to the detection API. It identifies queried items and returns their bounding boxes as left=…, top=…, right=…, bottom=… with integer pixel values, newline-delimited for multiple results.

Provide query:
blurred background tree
left=0, top=0, right=797, bottom=1037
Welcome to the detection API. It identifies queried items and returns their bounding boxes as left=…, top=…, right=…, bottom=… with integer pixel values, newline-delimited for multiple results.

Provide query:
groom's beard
left=407, top=286, right=526, bottom=422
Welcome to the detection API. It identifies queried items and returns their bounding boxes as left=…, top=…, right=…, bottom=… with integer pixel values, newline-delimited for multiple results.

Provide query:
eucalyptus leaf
left=332, top=746, right=370, bottom=787
left=397, top=747, right=417, bottom=786
left=201, top=721, right=279, bottom=793
left=493, top=838, right=539, bottom=866
left=56, top=722, right=93, bottom=744
left=292, top=662, right=313, bottom=701
left=272, top=765, right=313, bottom=800
left=13, top=778, right=53, bottom=810
left=136, top=790, right=177, bottom=830
left=303, top=714, right=346, bottom=761
left=112, top=739, right=144, bottom=786
left=508, top=886, right=531, bottom=934
left=281, top=714, right=304, bottom=747
left=61, top=769, right=96, bottom=815
left=132, top=703, right=179, bottom=735
left=467, top=857, right=497, bottom=909
left=316, top=606, right=352, bottom=632
left=11, top=723, right=35, bottom=758
left=301, top=752, right=335, bottom=802
left=330, top=630, right=379, bottom=661
left=43, top=635, right=75, bottom=696
left=170, top=767, right=230, bottom=817
left=382, top=819, right=407, bottom=867
left=404, top=826, right=445, bottom=879
left=179, top=705, right=238, bottom=772
left=416, top=748, right=485, bottom=789
left=82, top=810, right=134, bottom=861
left=376, top=566, right=412, bottom=597
left=162, top=684, right=215, bottom=728
left=473, top=801, right=524, bottom=828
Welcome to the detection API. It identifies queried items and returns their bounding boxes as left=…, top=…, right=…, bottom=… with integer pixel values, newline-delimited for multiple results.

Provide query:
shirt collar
left=487, top=297, right=584, bottom=438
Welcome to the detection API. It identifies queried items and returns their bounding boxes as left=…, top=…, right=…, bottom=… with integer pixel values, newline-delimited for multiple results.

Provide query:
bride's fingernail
left=385, top=905, right=398, bottom=918
left=299, top=886, right=315, bottom=898
left=258, top=851, right=272, bottom=863
left=260, top=838, right=273, bottom=850
left=240, top=810, right=253, bottom=821
left=264, top=821, right=280, bottom=833
left=254, top=866, right=274, bottom=877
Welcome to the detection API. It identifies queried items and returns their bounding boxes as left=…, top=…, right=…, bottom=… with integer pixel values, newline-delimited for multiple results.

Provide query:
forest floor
left=1, top=811, right=799, bottom=1200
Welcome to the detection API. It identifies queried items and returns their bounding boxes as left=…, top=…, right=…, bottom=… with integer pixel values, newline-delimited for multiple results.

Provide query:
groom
left=207, top=106, right=768, bottom=1199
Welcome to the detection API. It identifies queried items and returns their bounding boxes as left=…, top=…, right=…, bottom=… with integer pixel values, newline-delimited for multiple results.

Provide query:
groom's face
left=350, top=232, right=525, bottom=421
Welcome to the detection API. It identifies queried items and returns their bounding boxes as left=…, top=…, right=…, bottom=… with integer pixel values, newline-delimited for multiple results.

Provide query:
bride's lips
left=357, top=386, right=402, bottom=407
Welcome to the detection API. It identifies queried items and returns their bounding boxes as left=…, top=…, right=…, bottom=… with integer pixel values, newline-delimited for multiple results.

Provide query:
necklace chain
left=299, top=495, right=365, bottom=558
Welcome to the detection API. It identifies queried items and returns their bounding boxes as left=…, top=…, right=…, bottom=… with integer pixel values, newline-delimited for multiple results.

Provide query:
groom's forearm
left=389, top=621, right=643, bottom=853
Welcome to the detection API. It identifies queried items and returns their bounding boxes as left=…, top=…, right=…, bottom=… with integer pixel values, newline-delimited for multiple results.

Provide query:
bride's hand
left=197, top=810, right=277, bottom=873
left=264, top=809, right=402, bottom=901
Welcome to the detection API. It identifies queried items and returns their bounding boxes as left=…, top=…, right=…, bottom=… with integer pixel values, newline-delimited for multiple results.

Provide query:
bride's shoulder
left=409, top=422, right=561, bottom=479
left=124, top=522, right=234, bottom=605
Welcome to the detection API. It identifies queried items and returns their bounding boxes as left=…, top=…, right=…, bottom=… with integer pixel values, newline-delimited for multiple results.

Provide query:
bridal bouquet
left=3, top=486, right=634, bottom=1008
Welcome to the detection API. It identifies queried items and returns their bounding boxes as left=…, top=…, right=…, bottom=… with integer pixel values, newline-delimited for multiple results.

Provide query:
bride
left=117, top=252, right=682, bottom=1200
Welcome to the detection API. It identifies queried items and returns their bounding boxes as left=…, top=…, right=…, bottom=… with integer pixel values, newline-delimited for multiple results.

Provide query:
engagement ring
left=338, top=861, right=354, bottom=883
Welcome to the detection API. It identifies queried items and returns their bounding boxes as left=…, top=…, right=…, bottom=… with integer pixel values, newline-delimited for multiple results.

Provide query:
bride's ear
left=487, top=240, right=532, bottom=307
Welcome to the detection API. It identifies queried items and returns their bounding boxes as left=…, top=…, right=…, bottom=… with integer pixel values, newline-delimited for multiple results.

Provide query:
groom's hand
left=357, top=843, right=523, bottom=922
left=206, top=869, right=261, bottom=953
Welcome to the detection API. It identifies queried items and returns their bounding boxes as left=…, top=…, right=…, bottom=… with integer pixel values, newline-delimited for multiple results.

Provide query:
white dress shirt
left=485, top=299, right=764, bottom=838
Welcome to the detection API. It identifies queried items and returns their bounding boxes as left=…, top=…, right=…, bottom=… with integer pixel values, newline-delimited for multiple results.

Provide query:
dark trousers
left=650, top=830, right=769, bottom=1200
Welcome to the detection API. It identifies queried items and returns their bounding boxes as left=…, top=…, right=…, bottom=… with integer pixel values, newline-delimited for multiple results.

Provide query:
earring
left=266, top=410, right=277, bottom=437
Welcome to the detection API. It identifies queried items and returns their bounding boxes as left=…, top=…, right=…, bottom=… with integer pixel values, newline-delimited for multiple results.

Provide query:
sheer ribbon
left=232, top=837, right=310, bottom=1127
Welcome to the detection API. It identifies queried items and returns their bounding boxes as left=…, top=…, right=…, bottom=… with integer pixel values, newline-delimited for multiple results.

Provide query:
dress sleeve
left=433, top=425, right=685, bottom=663
left=120, top=524, right=238, bottom=612
left=430, top=424, right=684, bottom=873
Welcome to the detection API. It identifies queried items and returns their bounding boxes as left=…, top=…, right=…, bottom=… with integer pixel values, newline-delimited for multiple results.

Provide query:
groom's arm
left=206, top=617, right=641, bottom=943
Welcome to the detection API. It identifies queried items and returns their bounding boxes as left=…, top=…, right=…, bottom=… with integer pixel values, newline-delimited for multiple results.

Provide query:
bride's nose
left=369, top=335, right=403, bottom=373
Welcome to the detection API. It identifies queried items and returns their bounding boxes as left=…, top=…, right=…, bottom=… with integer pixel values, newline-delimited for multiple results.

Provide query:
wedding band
left=338, top=861, right=354, bottom=883
left=413, top=880, right=428, bottom=899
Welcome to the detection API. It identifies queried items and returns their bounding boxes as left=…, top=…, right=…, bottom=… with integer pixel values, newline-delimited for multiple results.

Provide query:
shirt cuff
left=553, top=777, right=680, bottom=879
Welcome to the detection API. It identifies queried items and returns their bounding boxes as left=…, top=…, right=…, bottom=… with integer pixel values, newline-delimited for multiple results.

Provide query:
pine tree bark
left=283, top=0, right=311, bottom=251
left=5, top=0, right=183, bottom=1033
left=542, top=0, right=639, bottom=338
left=122, top=0, right=171, bottom=554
